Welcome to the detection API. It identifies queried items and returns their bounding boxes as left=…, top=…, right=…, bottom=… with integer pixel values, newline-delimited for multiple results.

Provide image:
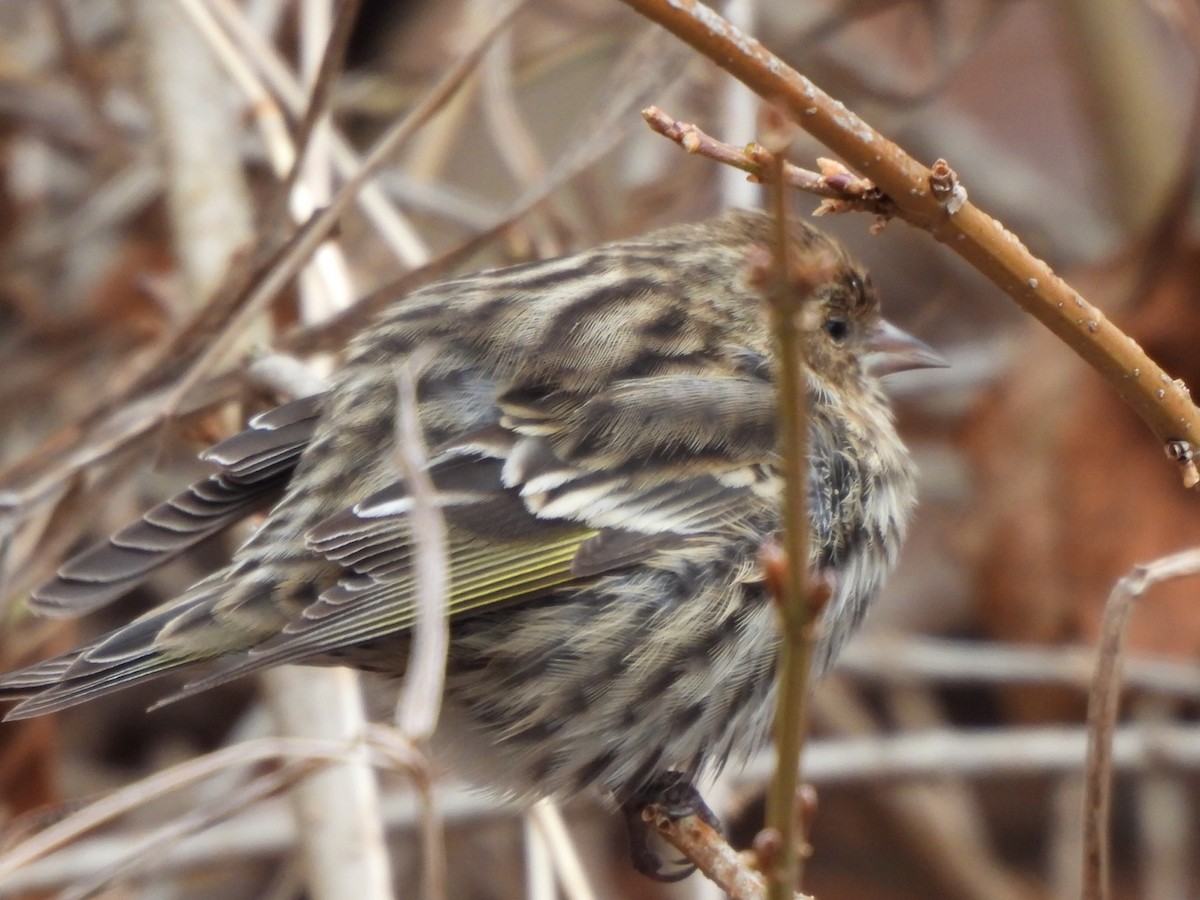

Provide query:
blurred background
left=1, top=0, right=1199, bottom=897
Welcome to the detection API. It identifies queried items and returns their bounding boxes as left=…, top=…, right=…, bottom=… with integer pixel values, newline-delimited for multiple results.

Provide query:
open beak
left=864, top=319, right=949, bottom=378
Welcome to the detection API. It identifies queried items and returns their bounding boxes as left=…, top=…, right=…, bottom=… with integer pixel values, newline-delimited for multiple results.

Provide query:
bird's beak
left=864, top=319, right=948, bottom=377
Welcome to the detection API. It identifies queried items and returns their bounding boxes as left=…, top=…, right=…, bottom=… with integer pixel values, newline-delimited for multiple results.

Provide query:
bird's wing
left=30, top=394, right=324, bottom=617
left=204, top=374, right=780, bottom=674
left=0, top=374, right=783, bottom=713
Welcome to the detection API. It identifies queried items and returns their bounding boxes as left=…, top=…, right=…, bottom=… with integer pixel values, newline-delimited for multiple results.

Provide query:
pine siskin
left=0, top=210, right=942, bottom=878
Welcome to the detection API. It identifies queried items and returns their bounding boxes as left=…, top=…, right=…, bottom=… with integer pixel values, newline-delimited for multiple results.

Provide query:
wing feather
left=31, top=395, right=324, bottom=618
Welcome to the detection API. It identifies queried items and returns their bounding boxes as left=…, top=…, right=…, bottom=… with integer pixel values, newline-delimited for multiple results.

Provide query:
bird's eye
left=823, top=318, right=850, bottom=342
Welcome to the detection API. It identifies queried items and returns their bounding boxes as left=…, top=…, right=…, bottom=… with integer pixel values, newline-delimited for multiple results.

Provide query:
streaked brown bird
left=0, top=210, right=942, bottom=879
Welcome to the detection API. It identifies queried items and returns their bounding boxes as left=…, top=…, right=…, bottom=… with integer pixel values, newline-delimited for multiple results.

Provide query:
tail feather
left=3, top=652, right=184, bottom=719
left=1, top=583, right=248, bottom=720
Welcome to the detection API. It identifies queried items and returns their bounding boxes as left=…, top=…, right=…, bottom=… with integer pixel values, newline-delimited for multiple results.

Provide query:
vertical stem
left=763, top=164, right=815, bottom=898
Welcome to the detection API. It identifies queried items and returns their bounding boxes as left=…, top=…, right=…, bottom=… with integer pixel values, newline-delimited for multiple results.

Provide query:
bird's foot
left=620, top=771, right=720, bottom=882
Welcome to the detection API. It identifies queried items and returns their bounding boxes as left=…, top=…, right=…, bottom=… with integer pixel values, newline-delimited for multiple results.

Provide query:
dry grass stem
left=157, top=0, right=522, bottom=417
left=285, top=26, right=693, bottom=357
left=1081, top=547, right=1200, bottom=900
left=392, top=350, right=450, bottom=741
left=162, top=0, right=527, bottom=409
left=0, top=777, right=507, bottom=895
left=288, top=0, right=364, bottom=198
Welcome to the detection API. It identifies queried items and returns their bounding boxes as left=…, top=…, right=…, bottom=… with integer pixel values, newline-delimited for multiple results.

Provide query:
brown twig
left=1081, top=548, right=1200, bottom=900
left=619, top=0, right=1200, bottom=486
left=642, top=106, right=893, bottom=217
left=641, top=805, right=813, bottom=900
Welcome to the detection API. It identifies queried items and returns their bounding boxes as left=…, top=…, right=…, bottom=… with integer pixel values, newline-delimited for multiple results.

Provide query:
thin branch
left=390, top=349, right=451, bottom=900
left=758, top=142, right=825, bottom=897
left=57, top=762, right=316, bottom=900
left=285, top=24, right=693, bottom=357
left=642, top=106, right=892, bottom=215
left=12, top=720, right=1200, bottom=895
left=291, top=0, right=355, bottom=321
left=175, top=0, right=296, bottom=175
left=640, top=804, right=811, bottom=900
left=0, top=778, right=509, bottom=895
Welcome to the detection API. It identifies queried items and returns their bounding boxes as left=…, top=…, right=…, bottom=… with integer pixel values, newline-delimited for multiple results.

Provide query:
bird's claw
left=621, top=771, right=721, bottom=882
